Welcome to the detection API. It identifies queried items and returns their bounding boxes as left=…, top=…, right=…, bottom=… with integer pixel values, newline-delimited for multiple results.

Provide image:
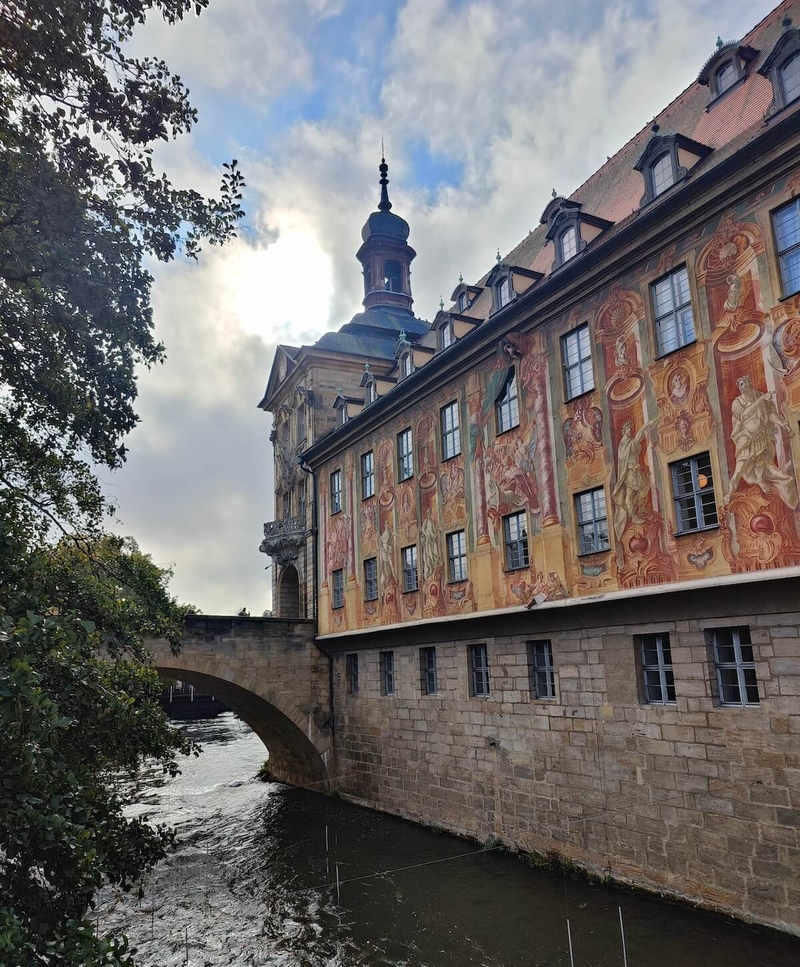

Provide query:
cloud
left=109, top=0, right=776, bottom=613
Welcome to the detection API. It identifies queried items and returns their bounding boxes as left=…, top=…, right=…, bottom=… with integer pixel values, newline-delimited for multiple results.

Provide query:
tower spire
left=378, top=154, right=392, bottom=212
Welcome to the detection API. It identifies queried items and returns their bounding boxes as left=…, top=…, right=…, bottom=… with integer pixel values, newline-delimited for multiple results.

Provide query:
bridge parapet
left=149, top=614, right=331, bottom=789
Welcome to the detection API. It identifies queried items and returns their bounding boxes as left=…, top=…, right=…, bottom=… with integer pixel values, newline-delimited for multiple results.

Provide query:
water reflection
left=97, top=714, right=800, bottom=967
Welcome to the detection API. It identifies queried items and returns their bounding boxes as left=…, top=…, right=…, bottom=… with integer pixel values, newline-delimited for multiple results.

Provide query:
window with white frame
left=651, top=265, right=696, bottom=355
left=366, top=380, right=377, bottom=404
left=528, top=640, right=556, bottom=700
left=397, top=428, right=413, bottom=480
left=650, top=152, right=675, bottom=197
left=420, top=647, right=438, bottom=695
left=781, top=52, right=800, bottom=106
left=495, top=369, right=519, bottom=433
left=361, top=450, right=374, bottom=499
left=330, top=469, right=342, bottom=514
left=440, top=321, right=454, bottom=349
left=503, top=512, right=529, bottom=570
left=364, top=557, right=378, bottom=601
left=440, top=401, right=461, bottom=459
left=711, top=626, right=758, bottom=707
left=332, top=568, right=344, bottom=609
left=380, top=651, right=395, bottom=696
left=497, top=276, right=512, bottom=309
left=638, top=633, right=675, bottom=704
left=670, top=451, right=718, bottom=533
left=773, top=198, right=800, bottom=297
left=470, top=643, right=490, bottom=697
left=346, top=653, right=359, bottom=694
left=401, top=544, right=418, bottom=592
left=575, top=487, right=610, bottom=554
left=559, top=225, right=578, bottom=263
left=447, top=530, right=467, bottom=582
left=400, top=352, right=412, bottom=378
left=562, top=323, right=594, bottom=400
left=714, top=60, right=737, bottom=96
left=458, top=291, right=469, bottom=312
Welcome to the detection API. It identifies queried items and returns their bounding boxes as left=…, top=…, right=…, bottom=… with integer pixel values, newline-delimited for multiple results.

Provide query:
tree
left=0, top=528, right=196, bottom=966
left=0, top=0, right=245, bottom=533
left=0, top=3, right=245, bottom=962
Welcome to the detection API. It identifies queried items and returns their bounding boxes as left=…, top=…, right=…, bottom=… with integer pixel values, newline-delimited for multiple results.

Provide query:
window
left=384, top=259, right=402, bottom=292
left=559, top=225, right=578, bottom=263
left=299, top=482, right=306, bottom=520
left=400, top=352, right=412, bottom=378
left=773, top=198, right=800, bottom=297
left=346, top=653, right=359, bottom=694
left=440, top=401, right=461, bottom=459
left=332, top=568, right=344, bottom=609
left=714, top=60, right=737, bottom=96
left=503, top=512, right=529, bottom=570
left=458, top=291, right=469, bottom=312
left=329, top=470, right=342, bottom=514
left=781, top=52, right=800, bottom=106
left=711, top=626, right=758, bottom=707
left=497, top=276, right=512, bottom=309
left=361, top=451, right=374, bottom=499
left=671, top=451, right=718, bottom=533
left=401, top=545, right=418, bottom=592
left=338, top=404, right=348, bottom=427
left=561, top=323, right=594, bottom=400
left=651, top=152, right=675, bottom=197
left=397, top=428, right=413, bottom=480
left=364, top=263, right=372, bottom=292
left=380, top=651, right=395, bottom=696
left=366, top=380, right=377, bottom=404
left=528, top=641, right=556, bottom=700
left=420, top=647, right=438, bottom=695
left=364, top=558, right=378, bottom=601
left=495, top=369, right=519, bottom=433
left=447, top=530, right=467, bottom=582
left=282, top=490, right=291, bottom=519
left=440, top=322, right=454, bottom=349
left=575, top=487, right=610, bottom=554
left=296, top=403, right=306, bottom=446
left=638, top=633, right=675, bottom=704
left=470, top=643, right=490, bottom=697
left=651, top=265, right=695, bottom=355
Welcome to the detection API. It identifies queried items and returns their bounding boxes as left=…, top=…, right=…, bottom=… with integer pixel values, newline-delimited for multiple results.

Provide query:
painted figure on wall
left=379, top=521, right=397, bottom=584
left=724, top=376, right=798, bottom=509
left=420, top=507, right=441, bottom=578
left=611, top=418, right=659, bottom=539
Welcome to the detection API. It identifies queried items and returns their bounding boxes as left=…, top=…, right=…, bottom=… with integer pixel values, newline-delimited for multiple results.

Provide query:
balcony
left=259, top=517, right=307, bottom=568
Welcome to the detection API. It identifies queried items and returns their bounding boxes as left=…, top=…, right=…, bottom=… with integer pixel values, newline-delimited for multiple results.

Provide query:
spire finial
left=458, top=271, right=464, bottom=284
left=551, top=188, right=558, bottom=199
left=364, top=360, right=371, bottom=373
left=715, top=35, right=724, bottom=50
left=496, top=247, right=502, bottom=263
left=439, top=295, right=444, bottom=311
left=398, top=329, right=407, bottom=343
left=378, top=152, right=392, bottom=212
left=651, top=121, right=660, bottom=134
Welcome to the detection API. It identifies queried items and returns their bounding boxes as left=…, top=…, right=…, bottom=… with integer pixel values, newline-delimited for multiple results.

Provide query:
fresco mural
left=316, top=171, right=800, bottom=634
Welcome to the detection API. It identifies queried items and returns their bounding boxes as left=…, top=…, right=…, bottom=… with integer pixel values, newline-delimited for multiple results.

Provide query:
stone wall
left=329, top=578, right=800, bottom=935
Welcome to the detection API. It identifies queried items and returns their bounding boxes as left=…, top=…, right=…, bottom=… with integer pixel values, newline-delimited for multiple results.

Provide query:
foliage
left=0, top=524, right=196, bottom=966
left=0, top=0, right=245, bottom=534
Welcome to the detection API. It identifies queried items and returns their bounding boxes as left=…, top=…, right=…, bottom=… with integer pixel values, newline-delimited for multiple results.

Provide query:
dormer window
left=759, top=25, right=800, bottom=119
left=440, top=321, right=454, bottom=349
left=384, top=259, right=402, bottom=292
left=714, top=60, right=737, bottom=96
left=634, top=132, right=712, bottom=206
left=497, top=276, right=512, bottom=309
left=366, top=380, right=377, bottom=404
left=400, top=352, right=412, bottom=378
left=458, top=291, right=469, bottom=312
left=651, top=152, right=675, bottom=197
left=559, top=225, right=578, bottom=263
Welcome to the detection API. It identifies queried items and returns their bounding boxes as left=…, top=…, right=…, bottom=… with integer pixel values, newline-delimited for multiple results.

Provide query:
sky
left=108, top=0, right=777, bottom=615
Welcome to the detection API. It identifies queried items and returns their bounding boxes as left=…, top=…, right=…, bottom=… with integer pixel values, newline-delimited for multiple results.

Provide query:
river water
left=97, top=713, right=800, bottom=967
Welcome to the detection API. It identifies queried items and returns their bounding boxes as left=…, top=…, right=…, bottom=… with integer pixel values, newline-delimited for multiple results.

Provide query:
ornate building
left=259, top=2, right=800, bottom=934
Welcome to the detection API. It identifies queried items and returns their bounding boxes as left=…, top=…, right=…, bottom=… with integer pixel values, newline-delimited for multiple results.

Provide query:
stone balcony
left=259, top=517, right=307, bottom=568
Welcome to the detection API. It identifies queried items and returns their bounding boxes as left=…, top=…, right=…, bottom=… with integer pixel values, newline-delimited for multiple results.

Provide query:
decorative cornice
left=260, top=518, right=307, bottom=568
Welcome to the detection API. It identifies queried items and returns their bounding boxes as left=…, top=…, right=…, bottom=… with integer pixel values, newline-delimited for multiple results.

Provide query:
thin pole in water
left=335, top=862, right=341, bottom=907
left=325, top=824, right=330, bottom=877
left=618, top=906, right=628, bottom=967
left=567, top=918, right=575, bottom=967
left=185, top=925, right=189, bottom=965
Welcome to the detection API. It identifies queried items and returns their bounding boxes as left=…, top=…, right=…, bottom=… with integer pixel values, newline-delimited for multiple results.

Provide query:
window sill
left=717, top=702, right=761, bottom=709
left=364, top=596, right=378, bottom=603
left=564, top=385, right=595, bottom=406
left=577, top=546, right=611, bottom=558
left=398, top=474, right=414, bottom=483
left=441, top=452, right=462, bottom=463
left=654, top=338, right=697, bottom=362
left=673, top=523, right=719, bottom=539
left=331, top=604, right=344, bottom=611
left=643, top=700, right=677, bottom=707
left=402, top=586, right=419, bottom=595
left=705, top=75, right=744, bottom=111
left=504, top=564, right=530, bottom=573
left=447, top=577, right=469, bottom=586
left=495, top=423, right=520, bottom=437
left=330, top=508, right=342, bottom=517
left=778, top=287, right=800, bottom=302
left=361, top=493, right=375, bottom=502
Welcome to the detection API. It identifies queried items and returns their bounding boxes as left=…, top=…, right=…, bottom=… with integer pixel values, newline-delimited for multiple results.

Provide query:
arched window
left=384, top=260, right=402, bottom=292
left=497, top=276, right=512, bottom=309
left=400, top=352, right=412, bottom=378
left=651, top=152, right=675, bottom=197
left=366, top=380, right=377, bottom=404
left=458, top=291, right=469, bottom=312
left=560, top=226, right=578, bottom=263
left=781, top=52, right=800, bottom=105
left=441, top=322, right=454, bottom=349
left=714, top=61, right=737, bottom=96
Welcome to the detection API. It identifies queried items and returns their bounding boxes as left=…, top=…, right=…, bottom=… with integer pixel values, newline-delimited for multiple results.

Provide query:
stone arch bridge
left=148, top=615, right=331, bottom=788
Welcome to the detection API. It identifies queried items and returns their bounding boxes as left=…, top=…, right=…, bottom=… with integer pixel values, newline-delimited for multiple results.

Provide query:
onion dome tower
left=356, top=157, right=416, bottom=314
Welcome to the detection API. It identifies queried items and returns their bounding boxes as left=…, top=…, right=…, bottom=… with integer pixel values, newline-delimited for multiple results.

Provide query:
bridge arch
left=150, top=615, right=331, bottom=790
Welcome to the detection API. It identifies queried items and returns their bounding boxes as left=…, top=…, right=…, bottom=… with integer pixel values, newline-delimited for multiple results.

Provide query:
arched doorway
left=277, top=565, right=300, bottom=618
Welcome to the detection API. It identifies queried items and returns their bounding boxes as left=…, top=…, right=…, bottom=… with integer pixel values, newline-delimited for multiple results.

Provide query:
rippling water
left=97, top=713, right=800, bottom=966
